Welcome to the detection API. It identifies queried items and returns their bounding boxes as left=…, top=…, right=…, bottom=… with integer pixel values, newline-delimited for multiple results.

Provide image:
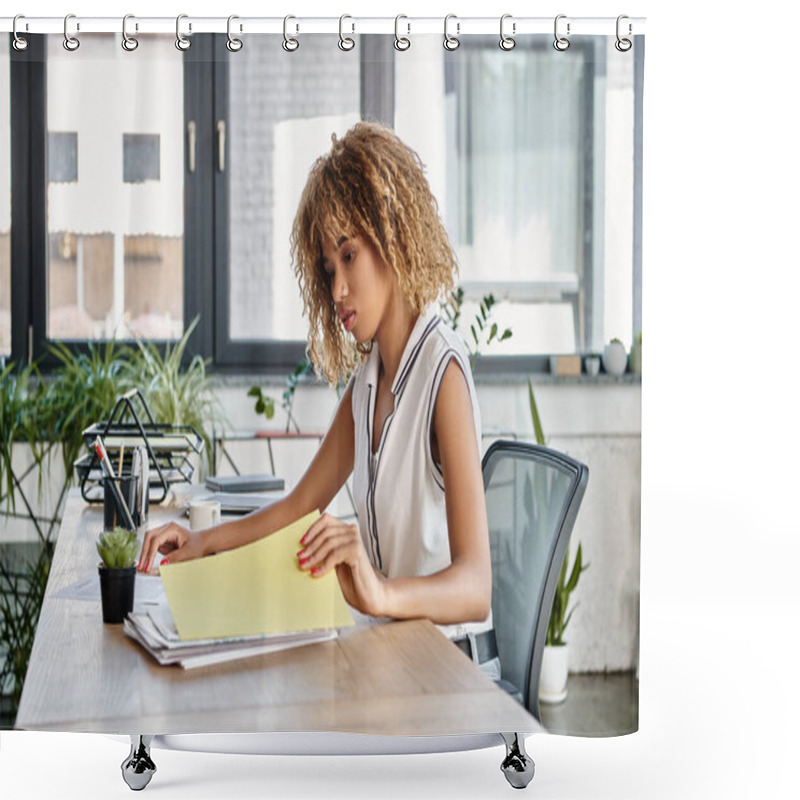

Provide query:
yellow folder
left=159, top=510, right=354, bottom=641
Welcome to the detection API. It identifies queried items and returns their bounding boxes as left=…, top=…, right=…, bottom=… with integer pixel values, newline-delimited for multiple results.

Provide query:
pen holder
left=103, top=475, right=140, bottom=531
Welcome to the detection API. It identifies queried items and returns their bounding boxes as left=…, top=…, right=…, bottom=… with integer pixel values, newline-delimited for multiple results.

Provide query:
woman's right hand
left=137, top=521, right=205, bottom=573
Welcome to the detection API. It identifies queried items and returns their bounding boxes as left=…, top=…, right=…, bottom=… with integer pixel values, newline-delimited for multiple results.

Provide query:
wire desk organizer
left=73, top=388, right=204, bottom=505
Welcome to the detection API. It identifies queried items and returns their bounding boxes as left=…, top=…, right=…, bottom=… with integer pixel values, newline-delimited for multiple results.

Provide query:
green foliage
left=0, top=362, right=52, bottom=511
left=546, top=543, right=589, bottom=646
left=528, top=380, right=546, bottom=447
left=1, top=315, right=222, bottom=721
left=527, top=379, right=590, bottom=646
left=0, top=545, right=51, bottom=709
left=249, top=359, right=313, bottom=434
left=441, top=288, right=512, bottom=359
left=123, top=316, right=226, bottom=473
left=45, top=337, right=132, bottom=478
left=96, top=528, right=139, bottom=569
left=248, top=386, right=275, bottom=422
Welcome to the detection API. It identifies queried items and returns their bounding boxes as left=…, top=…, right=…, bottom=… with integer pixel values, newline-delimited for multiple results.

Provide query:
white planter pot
left=602, top=342, right=628, bottom=376
left=539, top=644, right=569, bottom=704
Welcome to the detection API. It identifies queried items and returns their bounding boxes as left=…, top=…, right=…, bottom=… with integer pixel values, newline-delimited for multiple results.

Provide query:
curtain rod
left=1, top=16, right=646, bottom=37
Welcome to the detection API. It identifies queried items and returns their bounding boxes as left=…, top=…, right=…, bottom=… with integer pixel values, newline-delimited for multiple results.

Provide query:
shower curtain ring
left=176, top=14, right=191, bottom=51
left=283, top=15, right=299, bottom=52
left=444, top=14, right=460, bottom=51
left=554, top=14, right=570, bottom=51
left=394, top=15, right=411, bottom=51
left=12, top=15, right=29, bottom=51
left=615, top=15, right=632, bottom=52
left=499, top=14, right=515, bottom=51
left=226, top=15, right=243, bottom=52
left=338, top=15, right=355, bottom=51
left=121, top=14, right=139, bottom=51
left=63, top=14, right=80, bottom=51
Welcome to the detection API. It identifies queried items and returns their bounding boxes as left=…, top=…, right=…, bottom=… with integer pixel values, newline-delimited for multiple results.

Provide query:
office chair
left=483, top=440, right=589, bottom=723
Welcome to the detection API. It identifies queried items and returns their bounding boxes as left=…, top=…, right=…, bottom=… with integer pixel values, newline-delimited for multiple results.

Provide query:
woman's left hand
left=298, top=513, right=386, bottom=617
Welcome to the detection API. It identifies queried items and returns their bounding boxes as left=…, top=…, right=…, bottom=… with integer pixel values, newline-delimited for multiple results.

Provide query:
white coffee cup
left=189, top=499, right=221, bottom=531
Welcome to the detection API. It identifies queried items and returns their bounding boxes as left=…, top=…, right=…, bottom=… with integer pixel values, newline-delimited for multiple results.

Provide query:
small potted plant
left=97, top=527, right=139, bottom=624
left=630, top=330, right=642, bottom=374
left=602, top=337, right=628, bottom=376
left=540, top=542, right=589, bottom=704
left=584, top=353, right=601, bottom=377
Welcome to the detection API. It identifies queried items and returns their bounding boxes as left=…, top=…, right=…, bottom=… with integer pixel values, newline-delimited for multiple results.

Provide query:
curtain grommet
left=554, top=14, right=570, bottom=51
left=615, top=15, right=632, bottom=52
left=121, top=14, right=139, bottom=52
left=338, top=14, right=355, bottom=51
left=176, top=14, right=191, bottom=51
left=499, top=14, right=515, bottom=51
left=444, top=14, right=460, bottom=51
left=12, top=15, right=29, bottom=51
left=283, top=15, right=299, bottom=52
left=63, top=14, right=80, bottom=51
left=226, top=15, right=243, bottom=52
left=394, top=15, right=411, bottom=51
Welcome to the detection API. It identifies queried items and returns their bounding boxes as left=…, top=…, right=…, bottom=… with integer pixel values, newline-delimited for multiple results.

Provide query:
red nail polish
left=161, top=558, right=169, bottom=567
left=311, top=567, right=319, bottom=576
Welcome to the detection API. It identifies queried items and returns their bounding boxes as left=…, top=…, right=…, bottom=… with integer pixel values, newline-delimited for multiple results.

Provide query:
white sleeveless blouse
left=350, top=310, right=492, bottom=638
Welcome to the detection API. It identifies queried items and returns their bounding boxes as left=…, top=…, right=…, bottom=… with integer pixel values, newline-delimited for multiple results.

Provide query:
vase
left=602, top=342, right=628, bottom=376
left=98, top=565, right=136, bottom=624
left=539, top=643, right=569, bottom=704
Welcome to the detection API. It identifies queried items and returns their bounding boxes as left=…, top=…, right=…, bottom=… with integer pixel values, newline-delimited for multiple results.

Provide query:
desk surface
left=16, top=490, right=538, bottom=737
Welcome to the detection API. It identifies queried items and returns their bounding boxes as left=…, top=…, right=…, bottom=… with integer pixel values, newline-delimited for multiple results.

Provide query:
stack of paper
left=123, top=510, right=354, bottom=668
left=124, top=605, right=337, bottom=670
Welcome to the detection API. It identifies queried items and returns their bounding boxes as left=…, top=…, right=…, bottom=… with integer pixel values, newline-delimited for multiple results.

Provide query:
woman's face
left=321, top=235, right=395, bottom=344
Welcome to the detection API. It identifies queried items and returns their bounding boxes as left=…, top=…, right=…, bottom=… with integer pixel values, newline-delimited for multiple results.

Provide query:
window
left=8, top=33, right=641, bottom=371
left=122, top=133, right=160, bottom=183
left=45, top=34, right=183, bottom=342
left=395, top=35, right=641, bottom=355
left=48, top=131, right=78, bottom=183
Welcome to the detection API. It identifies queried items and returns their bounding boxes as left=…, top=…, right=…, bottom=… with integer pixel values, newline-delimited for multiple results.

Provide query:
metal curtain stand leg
left=500, top=732, right=535, bottom=789
left=121, top=735, right=157, bottom=790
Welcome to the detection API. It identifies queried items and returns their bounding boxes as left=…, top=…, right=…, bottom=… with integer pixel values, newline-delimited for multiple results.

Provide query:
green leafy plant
left=124, top=316, right=226, bottom=473
left=0, top=546, right=51, bottom=712
left=248, top=358, right=313, bottom=434
left=546, top=543, right=589, bottom=646
left=45, top=337, right=132, bottom=479
left=248, top=386, right=275, bottom=422
left=527, top=379, right=590, bottom=646
left=528, top=379, right=546, bottom=447
left=442, top=288, right=512, bottom=359
left=96, top=528, right=139, bottom=570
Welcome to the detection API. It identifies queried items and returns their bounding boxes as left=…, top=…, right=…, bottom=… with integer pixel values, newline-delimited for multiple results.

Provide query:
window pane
left=46, top=35, right=184, bottom=341
left=396, top=36, right=637, bottom=355
left=227, top=35, right=360, bottom=342
left=0, top=37, right=9, bottom=358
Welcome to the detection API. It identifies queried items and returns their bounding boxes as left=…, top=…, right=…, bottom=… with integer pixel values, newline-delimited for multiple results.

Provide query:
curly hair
left=291, top=122, right=458, bottom=386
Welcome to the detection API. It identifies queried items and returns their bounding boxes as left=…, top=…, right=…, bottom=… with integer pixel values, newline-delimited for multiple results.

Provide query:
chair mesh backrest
left=483, top=441, right=588, bottom=720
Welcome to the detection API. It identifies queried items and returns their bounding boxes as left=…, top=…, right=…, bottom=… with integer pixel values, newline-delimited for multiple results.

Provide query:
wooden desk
left=16, top=490, right=538, bottom=738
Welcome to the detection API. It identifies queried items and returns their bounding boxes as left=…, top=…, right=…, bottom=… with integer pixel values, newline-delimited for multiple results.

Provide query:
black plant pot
left=98, top=565, right=136, bottom=624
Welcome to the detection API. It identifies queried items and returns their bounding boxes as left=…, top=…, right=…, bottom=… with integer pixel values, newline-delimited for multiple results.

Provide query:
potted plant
left=630, top=330, right=642, bottom=374
left=97, top=527, right=139, bottom=624
left=602, top=337, right=628, bottom=376
left=540, top=542, right=588, bottom=704
left=584, top=353, right=601, bottom=377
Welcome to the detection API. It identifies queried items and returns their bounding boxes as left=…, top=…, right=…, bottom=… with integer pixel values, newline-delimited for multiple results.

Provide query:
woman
left=138, top=123, right=496, bottom=670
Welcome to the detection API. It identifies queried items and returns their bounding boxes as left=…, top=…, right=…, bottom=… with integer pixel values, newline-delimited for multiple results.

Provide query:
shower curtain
left=0, top=15, right=643, bottom=750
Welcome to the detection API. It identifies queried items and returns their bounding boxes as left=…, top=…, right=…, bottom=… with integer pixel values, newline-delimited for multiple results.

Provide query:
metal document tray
left=75, top=388, right=204, bottom=505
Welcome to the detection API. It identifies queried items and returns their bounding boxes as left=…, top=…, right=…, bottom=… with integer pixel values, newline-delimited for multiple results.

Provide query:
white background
left=3, top=1, right=799, bottom=798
